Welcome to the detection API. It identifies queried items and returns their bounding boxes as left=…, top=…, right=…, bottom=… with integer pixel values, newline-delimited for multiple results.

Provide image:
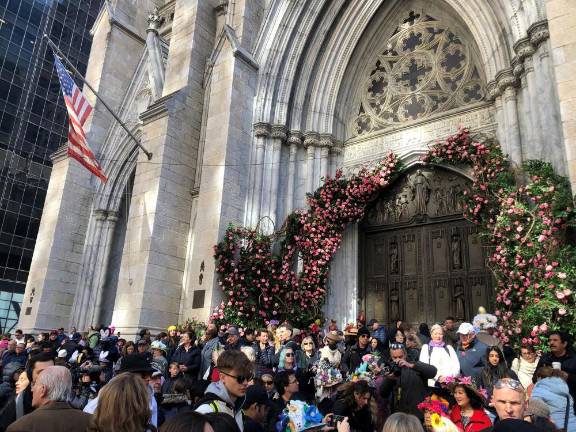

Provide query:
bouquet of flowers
left=314, top=358, right=343, bottom=388
left=276, top=400, right=325, bottom=432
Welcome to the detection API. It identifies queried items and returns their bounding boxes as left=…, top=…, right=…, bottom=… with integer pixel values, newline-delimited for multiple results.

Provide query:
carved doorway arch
left=359, top=165, right=492, bottom=326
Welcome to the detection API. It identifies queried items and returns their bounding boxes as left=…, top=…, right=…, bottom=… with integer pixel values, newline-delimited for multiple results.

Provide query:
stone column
left=514, top=38, right=539, bottom=152
left=304, top=132, right=319, bottom=194
left=497, top=70, right=523, bottom=165
left=330, top=141, right=343, bottom=177
left=249, top=123, right=270, bottom=227
left=145, top=8, right=165, bottom=100
left=319, top=134, right=332, bottom=184
left=326, top=224, right=358, bottom=328
left=265, top=125, right=286, bottom=232
left=546, top=0, right=576, bottom=189
left=285, top=131, right=302, bottom=216
left=92, top=211, right=118, bottom=326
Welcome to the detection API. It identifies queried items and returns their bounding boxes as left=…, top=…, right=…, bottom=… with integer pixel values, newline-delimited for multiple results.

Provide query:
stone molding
left=214, top=0, right=228, bottom=16
left=287, top=130, right=303, bottom=146
left=485, top=20, right=550, bottom=100
left=147, top=7, right=164, bottom=34
left=50, top=145, right=69, bottom=164
left=528, top=20, right=550, bottom=48
left=303, top=131, right=320, bottom=148
left=319, top=133, right=334, bottom=148
left=253, top=122, right=271, bottom=137
left=270, top=124, right=287, bottom=141
left=139, top=93, right=172, bottom=124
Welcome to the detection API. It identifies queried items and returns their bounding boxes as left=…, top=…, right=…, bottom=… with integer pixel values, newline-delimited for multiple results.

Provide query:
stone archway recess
left=359, top=165, right=493, bottom=327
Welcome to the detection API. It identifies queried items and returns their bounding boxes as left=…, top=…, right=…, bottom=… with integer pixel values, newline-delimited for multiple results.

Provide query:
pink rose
left=559, top=308, right=567, bottom=316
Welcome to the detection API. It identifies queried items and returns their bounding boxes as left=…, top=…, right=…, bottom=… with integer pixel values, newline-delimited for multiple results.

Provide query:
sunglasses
left=262, top=380, right=274, bottom=385
left=303, top=342, right=313, bottom=345
left=494, top=379, right=524, bottom=391
left=285, top=353, right=294, bottom=357
left=359, top=334, right=369, bottom=338
left=221, top=371, right=252, bottom=384
left=389, top=343, right=405, bottom=350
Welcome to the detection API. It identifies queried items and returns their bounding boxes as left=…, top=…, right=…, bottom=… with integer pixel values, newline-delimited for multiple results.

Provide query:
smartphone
left=328, top=415, right=346, bottom=427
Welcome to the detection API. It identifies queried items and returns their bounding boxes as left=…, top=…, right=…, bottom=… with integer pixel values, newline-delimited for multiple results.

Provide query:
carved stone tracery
left=354, top=11, right=485, bottom=136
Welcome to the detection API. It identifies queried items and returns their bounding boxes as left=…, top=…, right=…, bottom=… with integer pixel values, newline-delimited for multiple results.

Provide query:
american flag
left=53, top=54, right=107, bottom=182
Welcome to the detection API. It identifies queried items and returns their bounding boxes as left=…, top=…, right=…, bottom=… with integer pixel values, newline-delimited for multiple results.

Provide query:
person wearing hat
left=523, top=398, right=556, bottom=431
left=455, top=323, right=488, bottom=377
left=341, top=326, right=371, bottom=375
left=319, top=331, right=343, bottom=368
left=225, top=326, right=245, bottom=351
left=83, top=353, right=159, bottom=427
left=243, top=384, right=273, bottom=432
left=449, top=377, right=492, bottom=431
left=368, top=319, right=388, bottom=346
left=472, top=314, right=502, bottom=349
left=151, top=340, right=169, bottom=376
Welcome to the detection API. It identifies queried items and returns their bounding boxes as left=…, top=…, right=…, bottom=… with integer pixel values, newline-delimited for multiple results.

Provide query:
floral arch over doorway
left=213, top=128, right=575, bottom=349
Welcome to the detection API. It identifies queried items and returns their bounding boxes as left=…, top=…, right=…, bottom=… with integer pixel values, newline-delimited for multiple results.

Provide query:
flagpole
left=44, top=35, right=153, bottom=160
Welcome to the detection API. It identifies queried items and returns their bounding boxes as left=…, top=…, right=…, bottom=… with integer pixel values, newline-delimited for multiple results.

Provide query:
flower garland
left=214, top=128, right=575, bottom=349
left=424, top=129, right=576, bottom=349
left=213, top=152, right=401, bottom=327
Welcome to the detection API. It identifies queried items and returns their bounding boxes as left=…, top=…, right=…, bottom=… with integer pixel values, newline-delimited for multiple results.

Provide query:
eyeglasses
left=303, top=342, right=313, bottom=345
left=494, top=379, right=524, bottom=392
left=262, top=380, right=274, bottom=385
left=285, top=353, right=294, bottom=357
left=220, top=371, right=252, bottom=384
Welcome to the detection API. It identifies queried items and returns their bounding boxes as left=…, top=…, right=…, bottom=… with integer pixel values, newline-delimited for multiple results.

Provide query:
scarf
left=429, top=340, right=446, bottom=348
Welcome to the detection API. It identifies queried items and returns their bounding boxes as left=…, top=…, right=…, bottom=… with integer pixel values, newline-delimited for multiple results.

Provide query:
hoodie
left=195, top=381, right=245, bottom=431
left=531, top=376, right=576, bottom=431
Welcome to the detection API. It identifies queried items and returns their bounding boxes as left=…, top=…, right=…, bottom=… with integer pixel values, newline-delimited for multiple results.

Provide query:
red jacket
left=450, top=405, right=492, bottom=432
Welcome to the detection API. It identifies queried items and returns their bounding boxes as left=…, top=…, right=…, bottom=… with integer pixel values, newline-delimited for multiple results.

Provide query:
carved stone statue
left=451, top=234, right=462, bottom=269
left=390, top=287, right=400, bottom=320
left=390, top=242, right=399, bottom=274
left=454, top=285, right=465, bottom=319
left=411, top=170, right=430, bottom=215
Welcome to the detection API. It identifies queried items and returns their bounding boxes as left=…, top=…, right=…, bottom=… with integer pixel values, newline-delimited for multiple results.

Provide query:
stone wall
left=547, top=0, right=576, bottom=191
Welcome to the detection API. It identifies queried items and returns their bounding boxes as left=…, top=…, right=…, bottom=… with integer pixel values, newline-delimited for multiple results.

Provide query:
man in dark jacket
left=341, top=326, right=371, bottom=375
left=455, top=322, right=487, bottom=376
left=2, top=343, right=27, bottom=368
left=537, top=331, right=576, bottom=413
left=7, top=365, right=91, bottom=432
left=379, top=343, right=437, bottom=421
left=171, top=331, right=201, bottom=379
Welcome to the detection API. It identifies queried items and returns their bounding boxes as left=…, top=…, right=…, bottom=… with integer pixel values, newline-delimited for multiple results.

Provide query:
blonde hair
left=382, top=413, right=424, bottom=432
left=89, top=373, right=150, bottom=432
left=240, top=345, right=256, bottom=362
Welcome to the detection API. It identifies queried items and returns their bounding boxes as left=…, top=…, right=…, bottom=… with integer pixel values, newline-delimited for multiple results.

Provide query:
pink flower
left=559, top=308, right=567, bottom=316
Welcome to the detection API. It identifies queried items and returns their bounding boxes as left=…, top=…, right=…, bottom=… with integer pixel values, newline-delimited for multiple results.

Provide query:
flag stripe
left=52, top=52, right=106, bottom=182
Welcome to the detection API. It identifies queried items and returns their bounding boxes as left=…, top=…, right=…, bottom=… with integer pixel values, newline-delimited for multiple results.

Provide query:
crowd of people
left=0, top=312, right=575, bottom=432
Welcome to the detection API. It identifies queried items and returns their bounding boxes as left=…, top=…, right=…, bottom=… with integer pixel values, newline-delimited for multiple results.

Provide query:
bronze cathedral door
left=359, top=166, right=493, bottom=326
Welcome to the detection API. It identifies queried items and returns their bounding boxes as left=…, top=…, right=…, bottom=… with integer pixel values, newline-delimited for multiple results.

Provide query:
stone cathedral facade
left=18, top=0, right=576, bottom=335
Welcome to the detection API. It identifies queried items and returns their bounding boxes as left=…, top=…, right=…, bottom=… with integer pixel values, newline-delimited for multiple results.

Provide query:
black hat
left=245, top=384, right=273, bottom=408
left=357, top=326, right=371, bottom=337
left=119, top=353, right=156, bottom=374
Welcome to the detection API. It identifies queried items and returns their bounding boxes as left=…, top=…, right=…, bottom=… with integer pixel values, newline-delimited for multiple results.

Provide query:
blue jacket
left=532, top=377, right=576, bottom=431
left=456, top=338, right=487, bottom=377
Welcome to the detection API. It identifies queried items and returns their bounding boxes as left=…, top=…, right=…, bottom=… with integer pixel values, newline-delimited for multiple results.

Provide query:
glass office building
left=0, top=0, right=102, bottom=333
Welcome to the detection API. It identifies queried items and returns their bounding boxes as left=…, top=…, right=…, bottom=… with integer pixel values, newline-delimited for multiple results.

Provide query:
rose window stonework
left=354, top=11, right=485, bottom=136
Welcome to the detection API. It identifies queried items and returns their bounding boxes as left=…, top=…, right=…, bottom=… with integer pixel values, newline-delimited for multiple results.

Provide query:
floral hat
left=472, top=313, right=498, bottom=331
left=276, top=400, right=325, bottom=432
left=417, top=395, right=450, bottom=417
left=445, top=376, right=488, bottom=403
left=429, top=414, right=460, bottom=432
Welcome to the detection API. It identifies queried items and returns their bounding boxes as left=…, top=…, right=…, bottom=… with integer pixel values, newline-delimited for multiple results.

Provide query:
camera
left=382, top=360, right=402, bottom=377
left=328, top=415, right=346, bottom=427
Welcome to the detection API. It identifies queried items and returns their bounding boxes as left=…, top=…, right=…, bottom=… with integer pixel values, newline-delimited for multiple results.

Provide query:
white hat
left=151, top=340, right=168, bottom=354
left=57, top=349, right=68, bottom=358
left=457, top=323, right=475, bottom=335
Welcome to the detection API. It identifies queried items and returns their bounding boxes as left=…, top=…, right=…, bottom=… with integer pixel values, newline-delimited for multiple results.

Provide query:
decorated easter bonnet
left=473, top=313, right=498, bottom=330
left=445, top=376, right=488, bottom=405
left=417, top=395, right=450, bottom=417
left=276, top=400, right=324, bottom=432
left=428, top=414, right=460, bottom=432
